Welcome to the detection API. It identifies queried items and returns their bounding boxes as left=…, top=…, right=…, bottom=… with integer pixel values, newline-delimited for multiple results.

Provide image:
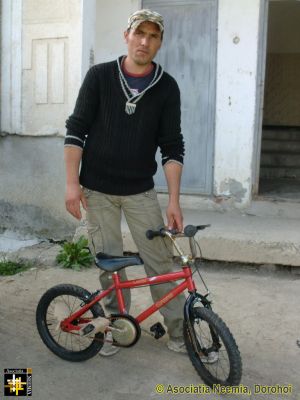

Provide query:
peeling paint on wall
left=219, top=179, right=247, bottom=202
left=0, top=135, right=76, bottom=238
left=0, top=200, right=75, bottom=239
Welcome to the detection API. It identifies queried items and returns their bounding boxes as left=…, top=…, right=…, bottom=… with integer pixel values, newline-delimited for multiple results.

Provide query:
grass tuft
left=0, top=260, right=32, bottom=276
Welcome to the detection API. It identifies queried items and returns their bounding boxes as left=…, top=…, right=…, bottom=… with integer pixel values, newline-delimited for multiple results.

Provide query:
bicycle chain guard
left=109, top=314, right=141, bottom=347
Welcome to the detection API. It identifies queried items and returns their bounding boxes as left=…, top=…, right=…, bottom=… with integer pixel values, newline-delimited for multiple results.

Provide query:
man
left=64, top=9, right=186, bottom=356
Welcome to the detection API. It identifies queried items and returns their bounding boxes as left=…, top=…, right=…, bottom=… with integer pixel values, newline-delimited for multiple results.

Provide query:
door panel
left=143, top=0, right=217, bottom=194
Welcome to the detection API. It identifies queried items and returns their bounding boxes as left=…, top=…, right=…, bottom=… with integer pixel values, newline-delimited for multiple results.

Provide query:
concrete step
left=263, top=127, right=300, bottom=141
left=261, top=152, right=300, bottom=168
left=73, top=197, right=300, bottom=267
left=260, top=166, right=300, bottom=179
left=261, top=139, right=300, bottom=153
left=119, top=204, right=300, bottom=267
left=258, top=178, right=300, bottom=201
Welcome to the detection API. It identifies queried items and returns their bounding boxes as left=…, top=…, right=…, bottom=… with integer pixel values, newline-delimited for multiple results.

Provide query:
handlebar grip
left=184, top=225, right=198, bottom=237
left=146, top=229, right=165, bottom=240
left=184, top=224, right=211, bottom=237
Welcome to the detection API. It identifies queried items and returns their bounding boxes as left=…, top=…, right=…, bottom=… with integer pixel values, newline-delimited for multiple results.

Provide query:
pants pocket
left=142, top=189, right=157, bottom=201
left=87, top=225, right=103, bottom=256
left=82, top=187, right=92, bottom=199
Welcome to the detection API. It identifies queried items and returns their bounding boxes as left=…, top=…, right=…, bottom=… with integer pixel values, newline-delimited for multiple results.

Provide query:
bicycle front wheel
left=184, top=307, right=242, bottom=387
left=36, top=284, right=104, bottom=361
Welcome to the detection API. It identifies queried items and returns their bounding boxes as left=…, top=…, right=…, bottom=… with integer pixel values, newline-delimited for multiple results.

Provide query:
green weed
left=0, top=260, right=32, bottom=276
left=56, top=236, right=93, bottom=271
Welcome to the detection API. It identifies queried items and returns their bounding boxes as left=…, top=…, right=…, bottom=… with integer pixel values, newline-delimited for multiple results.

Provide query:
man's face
left=124, top=21, right=162, bottom=66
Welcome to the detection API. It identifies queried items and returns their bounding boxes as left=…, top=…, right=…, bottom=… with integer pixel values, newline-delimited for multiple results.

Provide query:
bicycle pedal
left=79, top=317, right=110, bottom=336
left=150, top=322, right=166, bottom=339
left=81, top=324, right=95, bottom=336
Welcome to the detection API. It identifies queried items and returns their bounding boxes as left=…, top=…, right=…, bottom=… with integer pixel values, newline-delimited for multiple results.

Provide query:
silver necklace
left=117, top=57, right=163, bottom=115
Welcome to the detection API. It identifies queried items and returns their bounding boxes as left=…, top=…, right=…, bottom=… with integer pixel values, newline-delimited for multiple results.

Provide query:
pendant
left=125, top=101, right=136, bottom=115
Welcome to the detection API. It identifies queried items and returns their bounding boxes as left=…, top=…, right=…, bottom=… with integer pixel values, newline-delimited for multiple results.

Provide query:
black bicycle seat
left=95, top=252, right=143, bottom=272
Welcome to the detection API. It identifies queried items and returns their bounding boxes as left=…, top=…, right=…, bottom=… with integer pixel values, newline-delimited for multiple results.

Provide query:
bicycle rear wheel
left=36, top=284, right=104, bottom=361
left=184, top=307, right=242, bottom=387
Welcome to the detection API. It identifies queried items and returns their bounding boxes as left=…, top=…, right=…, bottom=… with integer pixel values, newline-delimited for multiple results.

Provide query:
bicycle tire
left=184, top=307, right=242, bottom=387
left=36, top=284, right=104, bottom=362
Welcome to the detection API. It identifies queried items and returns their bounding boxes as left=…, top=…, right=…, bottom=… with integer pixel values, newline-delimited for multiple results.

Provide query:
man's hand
left=166, top=200, right=183, bottom=232
left=65, top=183, right=87, bottom=220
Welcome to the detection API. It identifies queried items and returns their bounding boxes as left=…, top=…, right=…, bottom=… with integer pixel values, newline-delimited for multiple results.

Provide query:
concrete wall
left=0, top=135, right=75, bottom=238
left=0, top=0, right=84, bottom=238
left=82, top=0, right=96, bottom=77
left=213, top=0, right=261, bottom=205
left=1, top=0, right=22, bottom=134
left=94, top=0, right=139, bottom=65
left=22, top=0, right=83, bottom=135
left=0, top=0, right=263, bottom=238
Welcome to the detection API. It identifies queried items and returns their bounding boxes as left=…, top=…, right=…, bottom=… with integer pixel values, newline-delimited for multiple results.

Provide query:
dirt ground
left=0, top=263, right=299, bottom=400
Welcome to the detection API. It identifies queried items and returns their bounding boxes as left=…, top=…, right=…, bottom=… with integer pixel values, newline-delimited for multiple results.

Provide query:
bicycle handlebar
left=146, top=224, right=210, bottom=240
left=184, top=224, right=211, bottom=237
left=145, top=228, right=164, bottom=240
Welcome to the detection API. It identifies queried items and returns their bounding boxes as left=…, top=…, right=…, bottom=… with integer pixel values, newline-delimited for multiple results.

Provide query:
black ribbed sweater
left=65, top=57, right=184, bottom=195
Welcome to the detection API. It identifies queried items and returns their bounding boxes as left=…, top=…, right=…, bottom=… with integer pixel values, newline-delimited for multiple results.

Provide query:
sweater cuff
left=64, top=134, right=84, bottom=149
left=162, top=154, right=184, bottom=166
left=163, top=159, right=183, bottom=167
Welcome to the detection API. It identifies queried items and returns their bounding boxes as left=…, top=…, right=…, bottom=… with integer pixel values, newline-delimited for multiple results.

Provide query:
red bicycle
left=36, top=224, right=242, bottom=387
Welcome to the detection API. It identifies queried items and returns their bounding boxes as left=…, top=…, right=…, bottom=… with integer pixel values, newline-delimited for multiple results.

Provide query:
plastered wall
left=0, top=0, right=83, bottom=237
left=213, top=0, right=261, bottom=204
left=22, top=0, right=82, bottom=136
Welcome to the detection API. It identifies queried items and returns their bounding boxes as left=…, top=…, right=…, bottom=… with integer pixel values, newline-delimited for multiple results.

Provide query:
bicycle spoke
left=44, top=293, right=97, bottom=352
left=61, top=295, right=71, bottom=314
left=65, top=295, right=71, bottom=310
left=192, top=316, right=231, bottom=382
left=71, top=296, right=78, bottom=314
left=57, top=329, right=62, bottom=344
left=72, top=334, right=84, bottom=351
left=70, top=331, right=74, bottom=351
left=218, top=359, right=229, bottom=379
left=48, top=330, right=60, bottom=338
left=65, top=329, right=69, bottom=348
left=37, top=285, right=105, bottom=361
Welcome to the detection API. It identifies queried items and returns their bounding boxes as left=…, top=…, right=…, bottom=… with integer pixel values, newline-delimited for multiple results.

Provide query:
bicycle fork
left=184, top=292, right=220, bottom=355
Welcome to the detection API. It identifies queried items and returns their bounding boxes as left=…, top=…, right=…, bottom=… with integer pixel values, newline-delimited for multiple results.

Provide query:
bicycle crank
left=77, top=316, right=110, bottom=336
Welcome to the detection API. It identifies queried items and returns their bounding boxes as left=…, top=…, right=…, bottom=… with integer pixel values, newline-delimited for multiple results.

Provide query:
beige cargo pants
left=83, top=187, right=185, bottom=339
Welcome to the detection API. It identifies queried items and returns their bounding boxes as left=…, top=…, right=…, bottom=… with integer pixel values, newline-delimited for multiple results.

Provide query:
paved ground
left=0, top=261, right=299, bottom=400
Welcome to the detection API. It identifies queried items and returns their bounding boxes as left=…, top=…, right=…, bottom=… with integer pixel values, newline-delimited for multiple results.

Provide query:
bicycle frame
left=61, top=264, right=196, bottom=333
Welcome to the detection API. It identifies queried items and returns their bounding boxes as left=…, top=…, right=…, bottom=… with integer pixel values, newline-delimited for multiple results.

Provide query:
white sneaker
left=200, top=351, right=219, bottom=364
left=167, top=338, right=187, bottom=353
left=99, top=331, right=120, bottom=357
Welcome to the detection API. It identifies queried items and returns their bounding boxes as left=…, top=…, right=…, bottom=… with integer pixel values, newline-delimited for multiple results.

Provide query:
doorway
left=259, top=0, right=300, bottom=201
